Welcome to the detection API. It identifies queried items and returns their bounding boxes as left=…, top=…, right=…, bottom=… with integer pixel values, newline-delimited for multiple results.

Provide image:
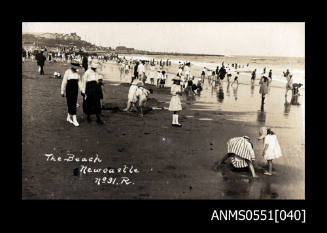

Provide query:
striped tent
left=227, top=137, right=255, bottom=168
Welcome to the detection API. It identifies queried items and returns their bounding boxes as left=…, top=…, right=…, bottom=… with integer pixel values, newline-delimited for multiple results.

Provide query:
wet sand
left=22, top=60, right=304, bottom=199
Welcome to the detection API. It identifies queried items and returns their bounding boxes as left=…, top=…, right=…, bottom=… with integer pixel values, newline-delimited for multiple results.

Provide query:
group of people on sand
left=60, top=59, right=105, bottom=127
left=217, top=126, right=282, bottom=177
left=123, top=78, right=153, bottom=117
left=122, top=60, right=192, bottom=126
left=58, top=57, right=295, bottom=180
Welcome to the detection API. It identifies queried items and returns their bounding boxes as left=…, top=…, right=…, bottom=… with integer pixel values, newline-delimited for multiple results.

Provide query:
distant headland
left=22, top=32, right=224, bottom=57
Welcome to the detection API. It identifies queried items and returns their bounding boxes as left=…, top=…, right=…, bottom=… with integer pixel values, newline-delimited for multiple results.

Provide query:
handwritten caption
left=44, top=153, right=140, bottom=186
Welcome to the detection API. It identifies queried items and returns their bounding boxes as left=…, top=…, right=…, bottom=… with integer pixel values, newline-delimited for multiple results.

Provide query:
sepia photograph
left=22, top=22, right=305, bottom=200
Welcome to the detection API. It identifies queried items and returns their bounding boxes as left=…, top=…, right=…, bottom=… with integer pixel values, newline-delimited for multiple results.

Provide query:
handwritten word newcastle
left=80, top=165, right=139, bottom=175
left=43, top=153, right=140, bottom=186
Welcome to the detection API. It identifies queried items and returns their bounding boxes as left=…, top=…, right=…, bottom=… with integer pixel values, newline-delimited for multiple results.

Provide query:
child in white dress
left=258, top=127, right=282, bottom=175
left=169, top=76, right=183, bottom=127
left=149, top=64, right=155, bottom=85
left=156, top=71, right=162, bottom=87
left=123, top=79, right=139, bottom=112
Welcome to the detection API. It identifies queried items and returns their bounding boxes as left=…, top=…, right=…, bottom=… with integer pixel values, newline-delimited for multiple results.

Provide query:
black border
left=13, top=13, right=317, bottom=226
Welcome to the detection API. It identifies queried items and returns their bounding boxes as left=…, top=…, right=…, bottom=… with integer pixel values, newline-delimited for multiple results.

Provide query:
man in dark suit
left=37, top=51, right=46, bottom=75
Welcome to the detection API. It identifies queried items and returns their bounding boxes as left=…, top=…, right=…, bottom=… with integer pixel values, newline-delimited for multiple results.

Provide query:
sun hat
left=258, top=127, right=267, bottom=140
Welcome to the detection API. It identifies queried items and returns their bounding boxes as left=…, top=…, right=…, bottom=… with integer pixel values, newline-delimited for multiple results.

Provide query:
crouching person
left=135, top=82, right=153, bottom=117
left=216, top=136, right=258, bottom=178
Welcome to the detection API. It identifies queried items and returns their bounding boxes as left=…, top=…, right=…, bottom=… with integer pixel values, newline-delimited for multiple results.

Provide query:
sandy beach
left=22, top=59, right=305, bottom=199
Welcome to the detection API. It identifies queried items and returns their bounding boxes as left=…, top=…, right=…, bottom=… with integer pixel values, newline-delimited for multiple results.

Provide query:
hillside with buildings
left=22, top=32, right=223, bottom=57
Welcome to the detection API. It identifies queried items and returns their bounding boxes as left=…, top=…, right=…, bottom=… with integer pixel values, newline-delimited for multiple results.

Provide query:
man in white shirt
left=137, top=61, right=146, bottom=83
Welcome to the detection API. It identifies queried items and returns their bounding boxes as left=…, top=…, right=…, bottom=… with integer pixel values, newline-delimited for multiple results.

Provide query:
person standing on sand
left=169, top=76, right=183, bottom=127
left=291, top=83, right=303, bottom=105
left=219, top=66, right=226, bottom=81
left=123, top=79, right=139, bottom=112
left=36, top=51, right=46, bottom=75
left=61, top=62, right=82, bottom=127
left=149, top=63, right=155, bottom=85
left=216, top=136, right=258, bottom=178
left=258, top=127, right=282, bottom=176
left=259, top=73, right=269, bottom=105
left=133, top=61, right=139, bottom=81
left=22, top=49, right=26, bottom=63
left=232, top=72, right=239, bottom=86
left=119, top=62, right=125, bottom=80
left=184, top=62, right=191, bottom=78
left=81, top=60, right=104, bottom=125
left=156, top=70, right=162, bottom=87
left=97, top=75, right=104, bottom=110
left=125, top=62, right=130, bottom=75
left=284, top=73, right=293, bottom=97
left=201, top=67, right=206, bottom=83
left=137, top=60, right=146, bottom=80
left=268, top=69, right=272, bottom=80
left=251, top=69, right=256, bottom=84
left=159, top=71, right=166, bottom=88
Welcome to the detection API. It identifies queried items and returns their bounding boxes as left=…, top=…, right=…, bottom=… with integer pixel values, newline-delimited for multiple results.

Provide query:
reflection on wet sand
left=251, top=83, right=255, bottom=96
left=257, top=110, right=266, bottom=123
left=184, top=77, right=304, bottom=199
left=217, top=84, right=224, bottom=103
left=232, top=83, right=239, bottom=101
left=284, top=96, right=291, bottom=116
left=219, top=164, right=254, bottom=198
left=259, top=180, right=279, bottom=199
left=226, top=81, right=231, bottom=96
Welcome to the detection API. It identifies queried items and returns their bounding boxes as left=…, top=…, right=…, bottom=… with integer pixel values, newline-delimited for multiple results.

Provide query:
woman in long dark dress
left=61, top=63, right=82, bottom=127
left=259, top=73, right=269, bottom=105
left=81, top=61, right=104, bottom=124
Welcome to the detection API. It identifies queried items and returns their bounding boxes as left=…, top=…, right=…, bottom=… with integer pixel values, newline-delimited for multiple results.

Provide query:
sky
left=22, top=22, right=305, bottom=57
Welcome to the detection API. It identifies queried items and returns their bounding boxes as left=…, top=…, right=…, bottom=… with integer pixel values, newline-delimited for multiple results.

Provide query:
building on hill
left=115, top=46, right=135, bottom=53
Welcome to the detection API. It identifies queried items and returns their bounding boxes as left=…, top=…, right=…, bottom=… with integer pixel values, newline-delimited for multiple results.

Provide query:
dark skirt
left=82, top=63, right=88, bottom=71
left=97, top=83, right=103, bottom=99
left=83, top=81, right=102, bottom=115
left=66, top=79, right=79, bottom=115
left=160, top=79, right=165, bottom=84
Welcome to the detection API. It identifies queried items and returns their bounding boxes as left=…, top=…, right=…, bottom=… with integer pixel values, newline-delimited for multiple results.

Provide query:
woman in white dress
left=168, top=76, right=183, bottom=127
left=258, top=127, right=282, bottom=176
left=156, top=71, right=162, bottom=87
left=61, top=62, right=82, bottom=127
